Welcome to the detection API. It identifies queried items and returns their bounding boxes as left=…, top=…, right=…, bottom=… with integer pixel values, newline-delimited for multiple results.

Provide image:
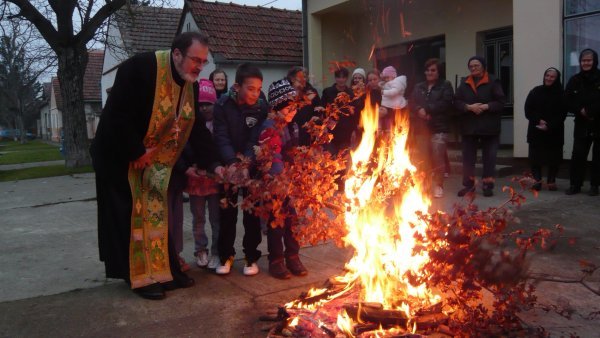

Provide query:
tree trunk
left=56, top=45, right=91, bottom=168
left=16, top=112, right=26, bottom=144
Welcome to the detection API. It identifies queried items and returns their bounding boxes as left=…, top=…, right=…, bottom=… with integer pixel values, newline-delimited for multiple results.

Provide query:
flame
left=337, top=310, right=354, bottom=336
left=283, top=93, right=441, bottom=335
left=339, top=95, right=440, bottom=324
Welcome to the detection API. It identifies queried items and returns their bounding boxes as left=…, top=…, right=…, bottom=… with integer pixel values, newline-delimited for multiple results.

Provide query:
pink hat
left=198, top=79, right=217, bottom=103
left=381, top=66, right=397, bottom=79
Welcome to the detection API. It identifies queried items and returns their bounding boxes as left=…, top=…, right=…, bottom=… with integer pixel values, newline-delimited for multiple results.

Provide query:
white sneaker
left=243, top=262, right=259, bottom=276
left=434, top=186, right=444, bottom=198
left=207, top=255, right=220, bottom=270
left=196, top=251, right=209, bottom=268
left=215, top=257, right=234, bottom=275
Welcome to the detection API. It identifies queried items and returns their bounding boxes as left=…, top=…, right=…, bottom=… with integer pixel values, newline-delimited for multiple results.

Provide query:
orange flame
left=284, top=93, right=440, bottom=334
left=339, top=94, right=440, bottom=324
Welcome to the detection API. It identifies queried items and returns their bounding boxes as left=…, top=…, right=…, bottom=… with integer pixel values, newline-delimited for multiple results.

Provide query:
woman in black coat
left=454, top=56, right=506, bottom=197
left=564, top=49, right=600, bottom=196
left=409, top=58, right=454, bottom=198
left=524, top=67, right=567, bottom=191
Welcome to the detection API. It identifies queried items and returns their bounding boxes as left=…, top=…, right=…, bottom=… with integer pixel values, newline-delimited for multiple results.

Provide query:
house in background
left=102, top=5, right=183, bottom=106
left=179, top=0, right=303, bottom=92
left=38, top=82, right=52, bottom=140
left=43, top=50, right=104, bottom=142
left=304, top=0, right=600, bottom=159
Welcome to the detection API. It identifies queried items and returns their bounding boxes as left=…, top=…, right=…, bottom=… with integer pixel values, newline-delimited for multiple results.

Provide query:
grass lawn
left=0, top=140, right=63, bottom=164
left=0, top=165, right=93, bottom=182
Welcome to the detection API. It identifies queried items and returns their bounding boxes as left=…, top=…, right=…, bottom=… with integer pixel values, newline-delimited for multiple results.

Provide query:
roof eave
left=216, top=59, right=301, bottom=66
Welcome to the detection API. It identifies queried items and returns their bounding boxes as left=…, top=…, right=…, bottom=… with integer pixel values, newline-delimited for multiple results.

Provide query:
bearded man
left=91, top=32, right=222, bottom=300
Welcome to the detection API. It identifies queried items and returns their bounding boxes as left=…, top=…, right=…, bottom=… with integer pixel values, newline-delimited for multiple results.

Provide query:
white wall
left=102, top=21, right=128, bottom=107
left=49, top=85, right=61, bottom=142
left=39, top=103, right=51, bottom=139
left=513, top=0, right=564, bottom=158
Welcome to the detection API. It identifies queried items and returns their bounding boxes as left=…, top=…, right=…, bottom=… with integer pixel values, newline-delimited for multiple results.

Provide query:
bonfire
left=246, top=87, right=562, bottom=337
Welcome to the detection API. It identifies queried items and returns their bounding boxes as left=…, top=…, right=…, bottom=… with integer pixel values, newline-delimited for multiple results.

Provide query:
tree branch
left=5, top=0, right=59, bottom=49
left=75, top=0, right=126, bottom=45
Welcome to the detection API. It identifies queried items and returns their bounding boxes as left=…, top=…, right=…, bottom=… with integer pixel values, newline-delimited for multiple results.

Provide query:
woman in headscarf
left=565, top=48, right=600, bottom=196
left=525, top=67, right=567, bottom=191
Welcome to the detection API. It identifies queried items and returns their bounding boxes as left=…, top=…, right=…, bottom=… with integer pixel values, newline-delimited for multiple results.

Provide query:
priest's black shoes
left=133, top=283, right=165, bottom=300
left=162, top=274, right=195, bottom=291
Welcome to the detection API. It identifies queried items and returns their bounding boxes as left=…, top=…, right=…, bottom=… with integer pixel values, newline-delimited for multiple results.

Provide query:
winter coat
left=454, top=72, right=506, bottom=135
left=381, top=75, right=407, bottom=109
left=292, top=82, right=321, bottom=146
left=525, top=71, right=567, bottom=146
left=213, top=92, right=268, bottom=165
left=258, top=119, right=299, bottom=175
left=409, top=80, right=454, bottom=134
left=321, top=83, right=358, bottom=147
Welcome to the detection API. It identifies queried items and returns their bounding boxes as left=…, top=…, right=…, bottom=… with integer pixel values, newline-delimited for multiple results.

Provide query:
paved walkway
left=0, top=160, right=65, bottom=171
left=0, top=172, right=598, bottom=337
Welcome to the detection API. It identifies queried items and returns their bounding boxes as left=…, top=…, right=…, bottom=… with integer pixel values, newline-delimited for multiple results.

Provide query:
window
left=483, top=28, right=513, bottom=107
left=565, top=0, right=600, bottom=16
left=564, top=1, right=600, bottom=81
left=375, top=35, right=446, bottom=94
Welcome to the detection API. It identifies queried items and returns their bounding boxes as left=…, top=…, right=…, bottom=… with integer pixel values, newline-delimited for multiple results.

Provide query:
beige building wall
left=513, top=0, right=565, bottom=158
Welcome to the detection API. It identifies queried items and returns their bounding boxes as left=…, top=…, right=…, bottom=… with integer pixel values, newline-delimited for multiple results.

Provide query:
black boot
left=589, top=186, right=599, bottom=196
left=133, top=283, right=165, bottom=300
left=565, top=186, right=581, bottom=195
left=457, top=186, right=475, bottom=197
left=162, top=271, right=195, bottom=291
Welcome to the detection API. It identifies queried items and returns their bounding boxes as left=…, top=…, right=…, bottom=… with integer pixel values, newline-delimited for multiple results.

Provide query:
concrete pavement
left=0, top=172, right=599, bottom=337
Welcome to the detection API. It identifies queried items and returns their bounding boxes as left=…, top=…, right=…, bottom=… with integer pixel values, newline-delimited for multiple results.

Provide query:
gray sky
left=174, top=0, right=302, bottom=10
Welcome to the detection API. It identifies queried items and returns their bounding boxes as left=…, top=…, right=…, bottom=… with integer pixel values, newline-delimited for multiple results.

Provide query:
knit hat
left=381, top=66, right=397, bottom=79
left=268, top=78, right=297, bottom=111
left=198, top=79, right=217, bottom=103
left=352, top=68, right=366, bottom=79
left=467, top=56, right=487, bottom=70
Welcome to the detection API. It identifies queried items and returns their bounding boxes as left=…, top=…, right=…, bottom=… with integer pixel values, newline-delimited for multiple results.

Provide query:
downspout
left=302, top=0, right=309, bottom=69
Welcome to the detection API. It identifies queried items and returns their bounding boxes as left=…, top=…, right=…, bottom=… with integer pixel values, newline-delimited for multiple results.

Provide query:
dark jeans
left=218, top=187, right=262, bottom=263
left=569, top=136, right=600, bottom=187
left=461, top=134, right=500, bottom=189
left=267, top=209, right=300, bottom=263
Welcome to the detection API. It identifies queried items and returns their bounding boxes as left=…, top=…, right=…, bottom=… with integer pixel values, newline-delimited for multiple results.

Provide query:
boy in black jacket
left=213, top=63, right=268, bottom=275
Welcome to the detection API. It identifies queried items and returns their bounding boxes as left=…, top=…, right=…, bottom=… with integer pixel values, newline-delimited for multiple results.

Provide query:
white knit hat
left=352, top=68, right=366, bottom=78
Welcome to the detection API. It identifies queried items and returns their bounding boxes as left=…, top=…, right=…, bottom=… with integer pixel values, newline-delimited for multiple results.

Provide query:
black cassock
left=90, top=52, right=219, bottom=281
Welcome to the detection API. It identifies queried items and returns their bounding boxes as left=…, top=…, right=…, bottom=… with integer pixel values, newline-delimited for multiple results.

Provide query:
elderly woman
left=454, top=56, right=506, bottom=197
left=565, top=48, right=600, bottom=196
left=525, top=67, right=567, bottom=191
left=409, top=58, right=454, bottom=198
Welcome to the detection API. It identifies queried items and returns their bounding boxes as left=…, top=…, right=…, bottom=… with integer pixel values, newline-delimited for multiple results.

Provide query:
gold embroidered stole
left=128, top=50, right=195, bottom=288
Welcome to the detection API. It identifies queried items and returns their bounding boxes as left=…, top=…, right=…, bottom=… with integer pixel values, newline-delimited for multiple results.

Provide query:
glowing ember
left=280, top=95, right=444, bottom=336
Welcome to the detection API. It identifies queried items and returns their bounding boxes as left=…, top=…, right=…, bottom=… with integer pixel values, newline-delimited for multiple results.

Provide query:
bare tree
left=0, top=19, right=52, bottom=143
left=1, top=0, right=172, bottom=167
